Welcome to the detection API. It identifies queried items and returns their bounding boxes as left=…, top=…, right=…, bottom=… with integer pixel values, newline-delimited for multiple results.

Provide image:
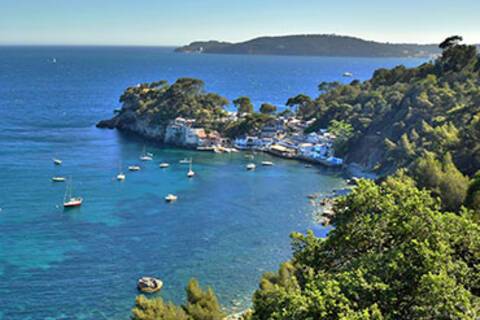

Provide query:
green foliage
left=223, top=113, right=274, bottom=138
left=412, top=152, right=470, bottom=211
left=466, top=172, right=480, bottom=213
left=259, top=103, right=277, bottom=114
left=131, top=279, right=225, bottom=320
left=118, top=78, right=229, bottom=132
left=184, top=279, right=225, bottom=320
left=251, top=176, right=480, bottom=319
left=132, top=295, right=189, bottom=320
left=328, top=120, right=354, bottom=155
left=291, top=37, right=480, bottom=176
left=233, top=96, right=254, bottom=114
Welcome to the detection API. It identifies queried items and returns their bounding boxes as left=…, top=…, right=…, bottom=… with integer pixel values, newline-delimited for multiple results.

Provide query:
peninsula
left=175, top=34, right=442, bottom=58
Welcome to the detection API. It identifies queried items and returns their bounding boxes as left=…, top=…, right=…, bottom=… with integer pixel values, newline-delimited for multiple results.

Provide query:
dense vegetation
left=175, top=34, right=443, bottom=58
left=107, top=78, right=229, bottom=132
left=132, top=279, right=225, bottom=320
left=130, top=38, right=480, bottom=319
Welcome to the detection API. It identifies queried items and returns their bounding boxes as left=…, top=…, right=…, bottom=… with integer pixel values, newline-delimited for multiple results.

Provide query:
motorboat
left=159, top=163, right=170, bottom=168
left=179, top=158, right=191, bottom=164
left=128, top=165, right=141, bottom=171
left=165, top=194, right=178, bottom=202
left=137, top=277, right=163, bottom=293
left=246, top=163, right=256, bottom=170
left=53, top=158, right=62, bottom=165
left=261, top=161, right=274, bottom=166
left=52, top=176, right=66, bottom=182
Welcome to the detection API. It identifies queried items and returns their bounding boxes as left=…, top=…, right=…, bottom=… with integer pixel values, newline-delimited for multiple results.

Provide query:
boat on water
left=304, top=164, right=313, bottom=168
left=159, top=163, right=170, bottom=168
left=117, top=173, right=126, bottom=181
left=165, top=194, right=178, bottom=202
left=343, top=72, right=353, bottom=77
left=137, top=277, right=163, bottom=293
left=52, top=176, right=66, bottom=182
left=187, top=159, right=195, bottom=177
left=179, top=158, right=191, bottom=164
left=53, top=158, right=62, bottom=165
left=128, top=165, right=141, bottom=171
left=246, top=163, right=256, bottom=170
left=261, top=161, right=274, bottom=166
left=139, top=146, right=153, bottom=161
left=63, top=179, right=83, bottom=208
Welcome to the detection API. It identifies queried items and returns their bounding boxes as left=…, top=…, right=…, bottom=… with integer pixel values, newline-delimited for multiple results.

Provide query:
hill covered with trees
left=176, top=34, right=442, bottom=58
left=130, top=37, right=480, bottom=319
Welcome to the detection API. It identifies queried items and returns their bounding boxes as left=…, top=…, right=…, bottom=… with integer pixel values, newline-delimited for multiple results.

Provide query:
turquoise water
left=0, top=46, right=424, bottom=319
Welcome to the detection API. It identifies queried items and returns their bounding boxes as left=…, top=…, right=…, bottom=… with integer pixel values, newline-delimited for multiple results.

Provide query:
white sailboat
left=117, top=163, right=126, bottom=181
left=63, top=178, right=83, bottom=208
left=187, top=158, right=195, bottom=177
left=139, top=146, right=153, bottom=161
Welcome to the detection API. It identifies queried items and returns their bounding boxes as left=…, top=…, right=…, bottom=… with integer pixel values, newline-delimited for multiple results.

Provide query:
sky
left=1, top=0, right=479, bottom=46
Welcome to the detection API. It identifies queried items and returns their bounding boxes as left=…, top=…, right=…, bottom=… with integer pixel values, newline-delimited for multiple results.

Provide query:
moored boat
left=53, top=158, right=62, bottom=165
left=261, top=161, right=274, bottom=166
left=187, top=159, right=195, bottom=177
left=179, top=158, right=191, bottom=164
left=137, top=277, right=163, bottom=293
left=128, top=165, right=141, bottom=171
left=246, top=163, right=256, bottom=170
left=159, top=163, right=170, bottom=168
left=165, top=194, right=178, bottom=202
left=63, top=178, right=83, bottom=208
left=117, top=173, right=126, bottom=181
left=52, top=176, right=66, bottom=182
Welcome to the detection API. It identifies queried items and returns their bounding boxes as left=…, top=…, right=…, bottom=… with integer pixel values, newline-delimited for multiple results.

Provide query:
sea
left=0, top=46, right=425, bottom=319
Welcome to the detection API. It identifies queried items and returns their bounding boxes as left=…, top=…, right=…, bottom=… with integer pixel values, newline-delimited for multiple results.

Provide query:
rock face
left=97, top=110, right=201, bottom=147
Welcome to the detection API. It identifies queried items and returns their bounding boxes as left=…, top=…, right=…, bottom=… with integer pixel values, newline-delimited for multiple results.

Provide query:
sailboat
left=63, top=178, right=83, bottom=208
left=139, top=146, right=153, bottom=161
left=117, top=163, right=126, bottom=181
left=187, top=158, right=195, bottom=178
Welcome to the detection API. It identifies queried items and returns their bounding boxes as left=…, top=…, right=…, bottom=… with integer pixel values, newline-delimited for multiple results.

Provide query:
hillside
left=175, top=34, right=442, bottom=57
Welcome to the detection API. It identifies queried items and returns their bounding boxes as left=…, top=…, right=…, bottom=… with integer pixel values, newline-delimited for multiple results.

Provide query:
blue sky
left=1, top=0, right=479, bottom=45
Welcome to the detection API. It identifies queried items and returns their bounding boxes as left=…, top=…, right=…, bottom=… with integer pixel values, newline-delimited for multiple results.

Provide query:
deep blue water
left=0, top=46, right=424, bottom=319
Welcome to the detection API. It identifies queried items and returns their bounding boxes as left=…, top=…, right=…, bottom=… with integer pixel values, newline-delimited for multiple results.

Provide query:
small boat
left=343, top=72, right=353, bottom=77
left=187, top=159, right=195, bottom=177
left=137, top=277, right=163, bottom=293
left=165, top=194, right=178, bottom=202
left=52, top=176, right=66, bottom=182
left=53, top=158, right=62, bottom=165
left=307, top=194, right=318, bottom=200
left=139, top=146, right=153, bottom=161
left=159, top=163, right=170, bottom=168
left=52, top=58, right=57, bottom=64
left=304, top=164, right=313, bottom=168
left=246, top=163, right=256, bottom=170
left=63, top=179, right=83, bottom=208
left=117, top=173, right=126, bottom=181
left=261, top=161, right=274, bottom=166
left=245, top=154, right=255, bottom=160
left=179, top=158, right=191, bottom=164
left=128, top=165, right=141, bottom=171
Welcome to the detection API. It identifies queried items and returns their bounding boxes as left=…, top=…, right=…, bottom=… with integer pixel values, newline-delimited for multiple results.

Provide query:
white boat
left=159, top=163, right=170, bottom=168
left=343, top=72, right=353, bottom=77
left=63, top=179, right=83, bottom=208
left=53, top=158, right=62, bottom=165
left=128, top=165, right=141, bottom=171
left=179, top=158, right=191, bottom=164
left=139, top=146, right=153, bottom=161
left=137, top=277, right=163, bottom=293
left=246, top=163, right=256, bottom=170
left=165, top=194, right=178, bottom=202
left=187, top=159, right=195, bottom=177
left=117, top=173, right=126, bottom=181
left=52, top=176, right=66, bottom=182
left=52, top=58, right=57, bottom=64
left=261, top=161, right=274, bottom=166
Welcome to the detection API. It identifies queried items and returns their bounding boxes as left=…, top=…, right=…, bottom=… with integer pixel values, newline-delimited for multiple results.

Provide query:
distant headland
left=175, top=34, right=444, bottom=58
